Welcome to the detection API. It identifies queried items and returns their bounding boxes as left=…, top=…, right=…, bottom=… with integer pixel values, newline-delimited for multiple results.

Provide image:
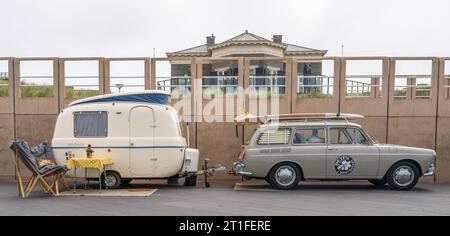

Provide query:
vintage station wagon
left=232, top=114, right=436, bottom=190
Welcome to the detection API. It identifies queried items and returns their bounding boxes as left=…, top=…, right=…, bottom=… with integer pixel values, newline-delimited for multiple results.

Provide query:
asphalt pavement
left=0, top=180, right=449, bottom=216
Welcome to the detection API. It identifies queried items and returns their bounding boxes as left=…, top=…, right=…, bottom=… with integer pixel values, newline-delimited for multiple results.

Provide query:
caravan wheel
left=101, top=171, right=122, bottom=189
left=184, top=176, right=197, bottom=186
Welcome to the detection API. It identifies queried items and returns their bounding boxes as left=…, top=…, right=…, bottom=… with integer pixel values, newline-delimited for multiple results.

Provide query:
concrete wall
left=1, top=56, right=450, bottom=183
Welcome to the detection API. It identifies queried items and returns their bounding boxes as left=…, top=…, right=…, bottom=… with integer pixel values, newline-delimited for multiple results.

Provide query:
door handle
left=328, top=147, right=337, bottom=151
left=150, top=158, right=158, bottom=161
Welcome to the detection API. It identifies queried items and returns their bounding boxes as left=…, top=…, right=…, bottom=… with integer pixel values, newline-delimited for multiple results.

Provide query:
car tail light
left=239, top=146, right=248, bottom=161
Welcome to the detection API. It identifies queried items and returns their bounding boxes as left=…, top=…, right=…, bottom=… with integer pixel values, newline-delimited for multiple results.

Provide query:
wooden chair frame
left=14, top=149, right=68, bottom=198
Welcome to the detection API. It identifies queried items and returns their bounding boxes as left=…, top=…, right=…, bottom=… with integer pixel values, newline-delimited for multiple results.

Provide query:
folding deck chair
left=9, top=140, right=68, bottom=198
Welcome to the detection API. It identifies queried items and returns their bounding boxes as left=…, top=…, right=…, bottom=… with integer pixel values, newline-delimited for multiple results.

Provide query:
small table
left=66, top=157, right=113, bottom=193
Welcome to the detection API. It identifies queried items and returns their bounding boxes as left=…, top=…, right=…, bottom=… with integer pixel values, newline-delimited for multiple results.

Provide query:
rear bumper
left=231, top=162, right=253, bottom=177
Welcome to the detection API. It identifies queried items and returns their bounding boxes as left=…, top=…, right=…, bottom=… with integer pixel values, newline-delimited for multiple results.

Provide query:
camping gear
left=66, top=157, right=113, bottom=192
left=9, top=140, right=68, bottom=198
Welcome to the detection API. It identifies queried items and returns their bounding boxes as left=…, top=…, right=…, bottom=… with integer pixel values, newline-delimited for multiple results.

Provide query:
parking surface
left=0, top=180, right=449, bottom=216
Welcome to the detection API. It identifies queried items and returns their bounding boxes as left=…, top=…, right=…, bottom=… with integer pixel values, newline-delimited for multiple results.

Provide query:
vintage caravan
left=52, top=91, right=212, bottom=189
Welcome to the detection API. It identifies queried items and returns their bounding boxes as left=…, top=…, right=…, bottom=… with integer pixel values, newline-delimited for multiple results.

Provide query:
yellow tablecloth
left=66, top=157, right=113, bottom=171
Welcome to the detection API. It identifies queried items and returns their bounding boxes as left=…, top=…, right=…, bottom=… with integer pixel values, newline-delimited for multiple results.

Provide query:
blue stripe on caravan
left=51, top=146, right=185, bottom=150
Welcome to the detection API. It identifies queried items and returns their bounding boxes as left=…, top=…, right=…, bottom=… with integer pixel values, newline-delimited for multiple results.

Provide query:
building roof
left=167, top=31, right=327, bottom=57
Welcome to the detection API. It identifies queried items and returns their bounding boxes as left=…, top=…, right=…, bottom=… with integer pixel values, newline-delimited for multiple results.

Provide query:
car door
left=129, top=106, right=156, bottom=177
left=326, top=126, right=380, bottom=179
left=290, top=127, right=327, bottom=178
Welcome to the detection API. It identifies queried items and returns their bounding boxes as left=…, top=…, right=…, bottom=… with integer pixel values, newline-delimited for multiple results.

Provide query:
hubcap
left=105, top=175, right=117, bottom=187
left=393, top=166, right=415, bottom=187
left=275, top=166, right=296, bottom=186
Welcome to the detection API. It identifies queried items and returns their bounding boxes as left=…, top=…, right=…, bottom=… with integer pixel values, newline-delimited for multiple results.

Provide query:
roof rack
left=234, top=113, right=365, bottom=125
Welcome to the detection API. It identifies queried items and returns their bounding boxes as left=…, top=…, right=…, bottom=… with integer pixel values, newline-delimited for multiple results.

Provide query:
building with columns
left=163, top=31, right=329, bottom=97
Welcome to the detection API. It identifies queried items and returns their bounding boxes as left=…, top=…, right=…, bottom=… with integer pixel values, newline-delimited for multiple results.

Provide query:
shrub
left=65, top=87, right=99, bottom=99
left=297, top=92, right=333, bottom=99
left=0, top=80, right=8, bottom=97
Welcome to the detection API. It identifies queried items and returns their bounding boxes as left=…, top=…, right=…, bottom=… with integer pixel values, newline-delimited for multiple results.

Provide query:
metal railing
left=64, top=75, right=100, bottom=98
left=109, top=75, right=145, bottom=93
left=394, top=75, right=432, bottom=99
left=345, top=75, right=382, bottom=98
left=297, top=75, right=333, bottom=97
left=249, top=75, right=286, bottom=95
left=156, top=76, right=192, bottom=98
left=202, top=75, right=239, bottom=98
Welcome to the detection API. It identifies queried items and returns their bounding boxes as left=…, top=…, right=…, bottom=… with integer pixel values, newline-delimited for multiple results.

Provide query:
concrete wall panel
left=0, top=59, right=14, bottom=114
left=387, top=117, right=436, bottom=149
left=436, top=117, right=450, bottom=182
left=196, top=122, right=241, bottom=180
left=353, top=117, right=387, bottom=143
left=15, top=115, right=58, bottom=145
left=14, top=59, right=60, bottom=115
left=0, top=115, right=15, bottom=177
left=294, top=98, right=339, bottom=114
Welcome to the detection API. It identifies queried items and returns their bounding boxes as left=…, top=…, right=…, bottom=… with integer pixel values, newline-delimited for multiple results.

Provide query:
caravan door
left=129, top=106, right=157, bottom=177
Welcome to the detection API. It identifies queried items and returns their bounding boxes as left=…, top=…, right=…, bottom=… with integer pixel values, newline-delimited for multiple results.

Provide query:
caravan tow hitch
left=200, top=158, right=226, bottom=188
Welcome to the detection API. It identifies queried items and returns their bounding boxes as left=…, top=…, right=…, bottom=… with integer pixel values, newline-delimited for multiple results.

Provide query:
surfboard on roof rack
left=234, top=113, right=365, bottom=125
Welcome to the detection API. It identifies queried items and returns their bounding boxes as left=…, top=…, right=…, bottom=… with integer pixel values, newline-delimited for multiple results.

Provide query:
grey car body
left=232, top=120, right=436, bottom=190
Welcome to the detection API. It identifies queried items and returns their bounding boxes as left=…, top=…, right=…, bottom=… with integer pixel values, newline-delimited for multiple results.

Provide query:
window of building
left=329, top=127, right=351, bottom=145
left=74, top=111, right=108, bottom=138
left=257, top=128, right=291, bottom=145
left=249, top=60, right=286, bottom=97
left=293, top=128, right=326, bottom=145
left=202, top=60, right=239, bottom=99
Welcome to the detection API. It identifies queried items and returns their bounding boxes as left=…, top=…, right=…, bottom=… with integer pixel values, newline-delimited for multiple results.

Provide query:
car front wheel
left=269, top=163, right=301, bottom=190
left=386, top=161, right=420, bottom=191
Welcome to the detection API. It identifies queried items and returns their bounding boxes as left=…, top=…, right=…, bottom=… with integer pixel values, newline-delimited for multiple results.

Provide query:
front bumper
left=423, top=164, right=435, bottom=177
left=231, top=162, right=253, bottom=176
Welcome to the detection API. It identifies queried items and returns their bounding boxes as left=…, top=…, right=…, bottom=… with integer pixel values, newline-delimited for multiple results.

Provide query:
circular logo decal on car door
left=334, top=156, right=355, bottom=175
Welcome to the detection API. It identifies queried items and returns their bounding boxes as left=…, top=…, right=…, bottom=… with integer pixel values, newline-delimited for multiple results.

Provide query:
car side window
left=293, top=128, right=326, bottom=145
left=329, top=127, right=351, bottom=145
left=257, top=128, right=291, bottom=145
left=346, top=128, right=369, bottom=145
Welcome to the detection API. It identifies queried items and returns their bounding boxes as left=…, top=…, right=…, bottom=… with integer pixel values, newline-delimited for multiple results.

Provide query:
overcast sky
left=1, top=0, right=450, bottom=58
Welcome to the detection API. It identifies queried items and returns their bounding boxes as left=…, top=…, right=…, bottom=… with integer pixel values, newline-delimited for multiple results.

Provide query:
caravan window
left=74, top=111, right=108, bottom=138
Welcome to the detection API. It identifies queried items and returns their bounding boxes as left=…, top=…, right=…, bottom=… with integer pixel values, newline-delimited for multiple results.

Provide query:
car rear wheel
left=269, top=163, right=301, bottom=190
left=386, top=161, right=420, bottom=191
left=368, top=179, right=387, bottom=187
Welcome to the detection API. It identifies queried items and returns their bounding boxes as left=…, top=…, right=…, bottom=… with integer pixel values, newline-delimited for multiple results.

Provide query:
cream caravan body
left=52, top=91, right=199, bottom=187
